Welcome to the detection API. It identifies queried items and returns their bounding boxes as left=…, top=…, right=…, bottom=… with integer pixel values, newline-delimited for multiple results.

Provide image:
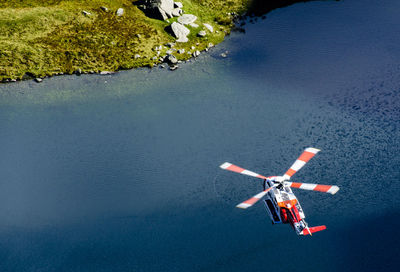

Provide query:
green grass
left=0, top=0, right=250, bottom=81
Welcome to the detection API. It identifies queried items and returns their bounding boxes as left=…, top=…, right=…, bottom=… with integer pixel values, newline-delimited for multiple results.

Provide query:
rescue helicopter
left=219, top=147, right=339, bottom=236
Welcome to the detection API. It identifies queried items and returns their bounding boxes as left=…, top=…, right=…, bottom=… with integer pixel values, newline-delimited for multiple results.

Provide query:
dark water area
left=0, top=0, right=399, bottom=271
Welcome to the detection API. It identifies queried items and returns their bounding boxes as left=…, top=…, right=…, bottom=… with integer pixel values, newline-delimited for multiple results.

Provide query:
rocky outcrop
left=136, top=0, right=174, bottom=20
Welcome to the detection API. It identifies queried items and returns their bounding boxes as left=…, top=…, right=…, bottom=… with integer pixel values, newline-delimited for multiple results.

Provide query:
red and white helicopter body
left=220, top=148, right=339, bottom=236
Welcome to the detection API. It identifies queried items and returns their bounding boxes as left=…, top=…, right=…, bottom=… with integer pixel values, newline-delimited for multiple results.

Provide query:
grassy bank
left=0, top=0, right=310, bottom=82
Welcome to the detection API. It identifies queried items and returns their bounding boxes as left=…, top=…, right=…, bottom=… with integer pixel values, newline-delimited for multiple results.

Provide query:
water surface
left=0, top=0, right=399, bottom=271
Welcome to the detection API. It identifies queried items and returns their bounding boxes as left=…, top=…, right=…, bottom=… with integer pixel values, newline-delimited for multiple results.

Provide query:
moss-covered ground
left=0, top=0, right=251, bottom=81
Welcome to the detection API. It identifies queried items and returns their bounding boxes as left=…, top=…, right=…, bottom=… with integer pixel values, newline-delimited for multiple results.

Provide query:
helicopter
left=219, top=147, right=339, bottom=236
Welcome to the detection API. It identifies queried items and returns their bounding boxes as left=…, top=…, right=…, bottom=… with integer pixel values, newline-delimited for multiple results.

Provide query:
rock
left=191, top=46, right=195, bottom=50
left=75, top=68, right=82, bottom=75
left=136, top=34, right=141, bottom=38
left=177, top=49, right=185, bottom=54
left=208, top=42, right=214, bottom=48
left=197, top=30, right=206, bottom=37
left=189, top=23, right=199, bottom=28
left=152, top=56, right=157, bottom=60
left=160, top=64, right=166, bottom=68
left=11, top=79, right=17, bottom=82
left=174, top=2, right=183, bottom=8
left=166, top=49, right=173, bottom=54
left=100, top=6, right=108, bottom=12
left=169, top=65, right=178, bottom=71
left=159, top=57, right=164, bottom=62
left=34, top=78, right=43, bottom=83
left=116, top=8, right=124, bottom=16
left=134, top=54, right=141, bottom=59
left=177, top=14, right=197, bottom=25
left=220, top=53, right=227, bottom=58
left=203, top=23, right=214, bottom=32
left=100, top=71, right=114, bottom=75
left=166, top=54, right=178, bottom=64
left=169, top=22, right=190, bottom=43
left=172, top=8, right=181, bottom=17
left=82, top=10, right=91, bottom=16
left=139, top=0, right=174, bottom=20
left=193, top=50, right=200, bottom=57
left=165, top=42, right=175, bottom=48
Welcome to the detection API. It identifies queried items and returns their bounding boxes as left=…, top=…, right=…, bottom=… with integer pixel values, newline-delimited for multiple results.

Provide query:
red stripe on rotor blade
left=314, top=185, right=332, bottom=192
left=226, top=164, right=245, bottom=173
left=243, top=197, right=259, bottom=205
left=285, top=168, right=296, bottom=177
left=290, top=182, right=302, bottom=188
left=298, top=151, right=315, bottom=163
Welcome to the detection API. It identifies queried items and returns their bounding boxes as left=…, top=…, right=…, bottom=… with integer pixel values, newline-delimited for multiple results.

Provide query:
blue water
left=0, top=0, right=399, bottom=271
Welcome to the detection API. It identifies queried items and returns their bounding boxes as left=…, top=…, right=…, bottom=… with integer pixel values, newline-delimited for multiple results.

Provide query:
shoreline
left=0, top=0, right=317, bottom=84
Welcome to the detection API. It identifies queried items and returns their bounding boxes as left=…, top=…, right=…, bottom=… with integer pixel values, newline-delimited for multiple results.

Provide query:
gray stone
left=161, top=64, right=166, bottom=68
left=165, top=42, right=175, bottom=48
left=136, top=34, right=141, bottom=38
left=170, top=22, right=190, bottom=43
left=189, top=23, right=199, bottom=28
left=34, top=78, right=43, bottom=83
left=193, top=50, right=200, bottom=57
left=191, top=46, right=195, bottom=50
left=82, top=10, right=91, bottom=16
left=203, top=23, right=214, bottom=32
left=141, top=0, right=174, bottom=20
left=169, top=65, right=178, bottom=71
left=166, top=49, right=173, bottom=54
left=134, top=54, right=141, bottom=59
left=177, top=14, right=197, bottom=25
left=100, top=71, right=114, bottom=75
left=208, top=42, right=214, bottom=48
left=100, top=6, right=108, bottom=12
left=177, top=49, right=185, bottom=54
left=166, top=54, right=178, bottom=64
left=197, top=30, right=206, bottom=37
left=116, top=8, right=124, bottom=16
left=174, top=2, right=183, bottom=8
left=75, top=68, right=82, bottom=75
left=172, top=8, right=181, bottom=17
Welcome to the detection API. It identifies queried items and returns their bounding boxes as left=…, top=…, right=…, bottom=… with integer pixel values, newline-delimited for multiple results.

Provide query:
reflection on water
left=0, top=0, right=399, bottom=271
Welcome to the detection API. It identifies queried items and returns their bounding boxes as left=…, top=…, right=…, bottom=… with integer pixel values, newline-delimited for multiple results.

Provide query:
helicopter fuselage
left=263, top=180, right=308, bottom=235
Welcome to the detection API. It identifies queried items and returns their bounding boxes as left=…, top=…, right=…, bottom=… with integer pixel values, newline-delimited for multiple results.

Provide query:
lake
left=0, top=0, right=399, bottom=271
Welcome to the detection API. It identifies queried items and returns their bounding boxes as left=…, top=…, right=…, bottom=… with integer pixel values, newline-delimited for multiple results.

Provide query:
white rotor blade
left=236, top=186, right=275, bottom=209
left=283, top=147, right=320, bottom=180
left=220, top=162, right=269, bottom=180
left=285, top=182, right=339, bottom=195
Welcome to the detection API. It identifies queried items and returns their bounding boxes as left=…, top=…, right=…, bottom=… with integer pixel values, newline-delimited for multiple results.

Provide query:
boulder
left=171, top=8, right=181, bottom=17
left=116, top=8, right=124, bottom=16
left=174, top=2, right=183, bottom=8
left=203, top=23, right=214, bottom=32
left=169, top=22, right=190, bottom=43
left=138, top=0, right=174, bottom=20
left=166, top=54, right=178, bottom=64
left=177, top=14, right=197, bottom=25
left=197, top=30, right=206, bottom=37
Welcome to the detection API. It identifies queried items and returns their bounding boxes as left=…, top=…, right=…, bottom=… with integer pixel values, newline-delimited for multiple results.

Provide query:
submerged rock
left=34, top=78, right=43, bottom=83
left=100, top=71, right=114, bottom=75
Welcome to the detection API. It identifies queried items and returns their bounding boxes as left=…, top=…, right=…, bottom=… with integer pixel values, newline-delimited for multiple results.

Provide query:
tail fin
left=300, top=225, right=326, bottom=235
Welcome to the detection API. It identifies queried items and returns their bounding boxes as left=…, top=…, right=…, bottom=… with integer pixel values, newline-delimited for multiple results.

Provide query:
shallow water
left=0, top=0, right=399, bottom=271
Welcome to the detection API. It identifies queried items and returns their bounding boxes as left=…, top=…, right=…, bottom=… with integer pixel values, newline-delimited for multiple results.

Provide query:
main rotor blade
left=220, top=162, right=268, bottom=180
left=285, top=182, right=339, bottom=195
left=283, top=147, right=320, bottom=180
left=236, top=186, right=275, bottom=209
